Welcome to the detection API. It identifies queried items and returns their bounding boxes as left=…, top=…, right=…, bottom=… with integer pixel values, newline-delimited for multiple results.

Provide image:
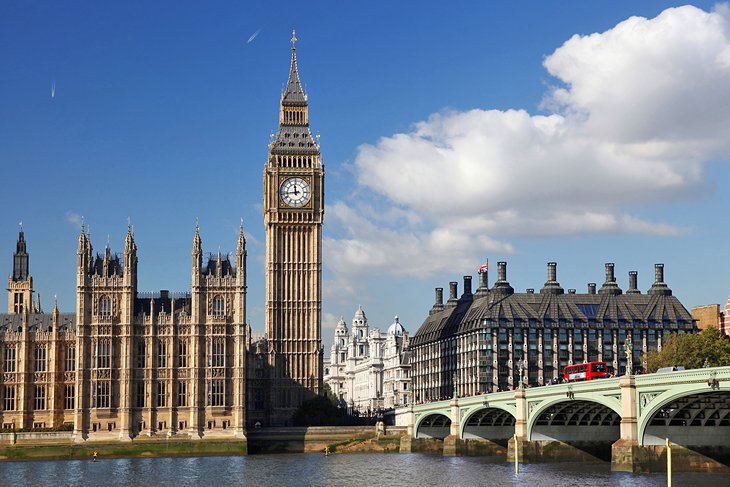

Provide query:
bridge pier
left=611, top=375, right=642, bottom=472
left=443, top=396, right=461, bottom=456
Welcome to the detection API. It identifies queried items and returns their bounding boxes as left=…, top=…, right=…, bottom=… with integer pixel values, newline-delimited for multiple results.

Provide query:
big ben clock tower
left=263, top=31, right=324, bottom=424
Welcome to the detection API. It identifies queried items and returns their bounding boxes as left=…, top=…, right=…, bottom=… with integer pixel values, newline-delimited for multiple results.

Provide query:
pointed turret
left=271, top=31, right=318, bottom=157
left=282, top=30, right=307, bottom=106
left=236, top=219, right=247, bottom=276
left=192, top=220, right=202, bottom=271
left=12, top=225, right=29, bottom=282
left=124, top=219, right=137, bottom=254
left=77, top=223, right=92, bottom=274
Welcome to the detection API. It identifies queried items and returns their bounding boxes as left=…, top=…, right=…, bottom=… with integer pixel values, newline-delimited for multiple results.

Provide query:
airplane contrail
left=247, top=28, right=262, bottom=44
left=51, top=79, right=55, bottom=98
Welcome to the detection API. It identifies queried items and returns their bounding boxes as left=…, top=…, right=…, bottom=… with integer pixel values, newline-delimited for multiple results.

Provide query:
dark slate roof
left=411, top=287, right=695, bottom=348
left=282, top=47, right=307, bottom=105
left=134, top=293, right=192, bottom=317
left=270, top=124, right=319, bottom=155
left=203, top=253, right=236, bottom=277
left=91, top=249, right=123, bottom=277
left=0, top=313, right=76, bottom=332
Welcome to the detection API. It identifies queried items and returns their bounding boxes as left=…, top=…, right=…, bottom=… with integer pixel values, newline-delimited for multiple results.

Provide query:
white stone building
left=324, top=307, right=411, bottom=415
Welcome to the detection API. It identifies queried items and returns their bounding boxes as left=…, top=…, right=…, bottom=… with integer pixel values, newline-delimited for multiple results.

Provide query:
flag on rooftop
left=479, top=260, right=488, bottom=274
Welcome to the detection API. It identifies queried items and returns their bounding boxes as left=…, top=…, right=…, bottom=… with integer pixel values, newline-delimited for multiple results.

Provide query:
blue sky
left=2, top=1, right=729, bottom=349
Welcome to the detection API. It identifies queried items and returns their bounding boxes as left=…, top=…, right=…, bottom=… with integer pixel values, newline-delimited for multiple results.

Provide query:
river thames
left=2, top=453, right=729, bottom=486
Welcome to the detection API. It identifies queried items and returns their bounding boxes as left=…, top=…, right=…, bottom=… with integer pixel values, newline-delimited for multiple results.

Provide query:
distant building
left=691, top=298, right=730, bottom=336
left=691, top=304, right=722, bottom=331
left=324, top=307, right=411, bottom=415
left=410, top=262, right=696, bottom=402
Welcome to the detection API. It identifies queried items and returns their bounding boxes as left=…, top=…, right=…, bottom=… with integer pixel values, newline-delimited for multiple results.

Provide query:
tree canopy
left=292, top=384, right=343, bottom=426
left=644, top=328, right=730, bottom=372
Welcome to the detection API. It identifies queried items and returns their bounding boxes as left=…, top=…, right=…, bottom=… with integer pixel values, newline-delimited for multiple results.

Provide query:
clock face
left=280, top=177, right=311, bottom=207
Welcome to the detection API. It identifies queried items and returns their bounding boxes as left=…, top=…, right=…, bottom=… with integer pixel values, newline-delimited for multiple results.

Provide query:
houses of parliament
left=0, top=33, right=324, bottom=439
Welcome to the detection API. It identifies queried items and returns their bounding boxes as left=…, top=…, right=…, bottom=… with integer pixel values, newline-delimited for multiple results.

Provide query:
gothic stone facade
left=260, top=32, right=324, bottom=425
left=0, top=226, right=248, bottom=440
left=411, top=261, right=697, bottom=403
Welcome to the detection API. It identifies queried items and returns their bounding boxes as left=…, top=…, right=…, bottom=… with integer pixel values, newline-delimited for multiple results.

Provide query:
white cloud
left=65, top=211, right=83, bottom=228
left=324, top=4, right=730, bottom=293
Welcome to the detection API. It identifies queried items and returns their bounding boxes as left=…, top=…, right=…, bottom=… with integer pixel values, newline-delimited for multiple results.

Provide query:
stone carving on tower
left=263, top=31, right=324, bottom=425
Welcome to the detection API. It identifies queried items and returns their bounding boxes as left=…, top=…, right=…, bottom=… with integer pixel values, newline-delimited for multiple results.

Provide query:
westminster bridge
left=403, top=366, right=730, bottom=472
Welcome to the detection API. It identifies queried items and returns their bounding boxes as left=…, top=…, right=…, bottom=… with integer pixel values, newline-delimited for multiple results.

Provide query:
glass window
left=135, top=382, right=146, bottom=408
left=158, top=341, right=167, bottom=368
left=65, top=346, right=76, bottom=372
left=213, top=296, right=225, bottom=317
left=95, top=382, right=110, bottom=408
left=209, top=379, right=225, bottom=406
left=157, top=382, right=167, bottom=408
left=178, top=340, right=187, bottom=368
left=99, top=295, right=111, bottom=318
left=3, top=347, right=16, bottom=373
left=2, top=385, right=16, bottom=411
left=34, top=385, right=46, bottom=410
left=64, top=384, right=75, bottom=410
left=34, top=346, right=47, bottom=372
left=178, top=381, right=187, bottom=407
left=210, top=338, right=225, bottom=367
left=95, top=339, right=111, bottom=369
left=136, top=341, right=146, bottom=369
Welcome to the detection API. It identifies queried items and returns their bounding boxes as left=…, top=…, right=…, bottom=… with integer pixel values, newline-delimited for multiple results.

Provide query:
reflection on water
left=1, top=453, right=729, bottom=487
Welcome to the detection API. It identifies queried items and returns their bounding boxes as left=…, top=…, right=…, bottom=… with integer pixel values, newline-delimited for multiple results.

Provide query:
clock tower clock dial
left=279, top=177, right=311, bottom=208
left=262, top=32, right=324, bottom=425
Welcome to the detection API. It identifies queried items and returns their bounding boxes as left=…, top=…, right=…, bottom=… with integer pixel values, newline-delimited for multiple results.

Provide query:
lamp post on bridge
left=624, top=336, right=633, bottom=376
left=517, top=359, right=525, bottom=389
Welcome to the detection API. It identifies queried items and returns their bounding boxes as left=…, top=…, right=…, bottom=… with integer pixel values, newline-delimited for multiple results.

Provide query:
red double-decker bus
left=563, top=362, right=609, bottom=382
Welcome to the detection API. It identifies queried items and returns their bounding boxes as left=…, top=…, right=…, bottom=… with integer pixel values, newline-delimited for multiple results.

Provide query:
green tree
left=292, top=384, right=343, bottom=426
left=644, top=328, right=730, bottom=372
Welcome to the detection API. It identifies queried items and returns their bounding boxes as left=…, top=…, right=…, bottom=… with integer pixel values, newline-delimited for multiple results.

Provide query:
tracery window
left=95, top=338, right=111, bottom=369
left=95, top=381, right=110, bottom=408
left=34, top=385, right=46, bottom=410
left=208, top=379, right=225, bottom=406
left=157, top=382, right=167, bottom=408
left=4, top=346, right=16, bottom=373
left=177, top=381, right=187, bottom=407
left=64, top=385, right=75, bottom=410
left=210, top=338, right=225, bottom=368
left=65, top=346, right=76, bottom=372
left=177, top=339, right=187, bottom=368
left=136, top=341, right=146, bottom=369
left=135, top=382, right=146, bottom=408
left=2, top=385, right=16, bottom=411
left=158, top=341, right=167, bottom=368
left=213, top=296, right=225, bottom=317
left=99, top=295, right=112, bottom=318
left=34, top=345, right=47, bottom=372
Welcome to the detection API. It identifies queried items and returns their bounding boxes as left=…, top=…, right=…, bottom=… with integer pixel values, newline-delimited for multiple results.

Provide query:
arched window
left=99, top=295, right=111, bottom=318
left=213, top=296, right=225, bottom=317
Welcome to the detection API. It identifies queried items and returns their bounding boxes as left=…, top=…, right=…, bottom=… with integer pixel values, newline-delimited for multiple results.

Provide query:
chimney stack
left=445, top=281, right=459, bottom=308
left=492, top=262, right=514, bottom=295
left=462, top=276, right=473, bottom=299
left=598, top=263, right=622, bottom=295
left=648, top=263, right=672, bottom=296
left=430, top=287, right=445, bottom=315
left=627, top=271, right=640, bottom=294
left=497, top=261, right=507, bottom=282
left=588, top=283, right=596, bottom=294
left=540, top=261, right=564, bottom=295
